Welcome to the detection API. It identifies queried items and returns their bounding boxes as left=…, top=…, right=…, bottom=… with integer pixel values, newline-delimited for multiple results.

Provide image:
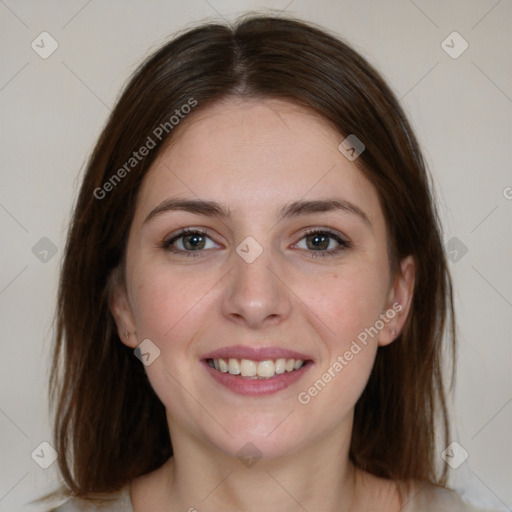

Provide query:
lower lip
left=202, top=360, right=313, bottom=396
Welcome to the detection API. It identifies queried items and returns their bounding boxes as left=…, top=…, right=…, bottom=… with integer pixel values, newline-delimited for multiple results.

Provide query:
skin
left=111, top=98, right=415, bottom=511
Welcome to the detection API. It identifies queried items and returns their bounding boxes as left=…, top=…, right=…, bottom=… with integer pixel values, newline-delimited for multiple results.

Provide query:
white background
left=0, top=1, right=511, bottom=510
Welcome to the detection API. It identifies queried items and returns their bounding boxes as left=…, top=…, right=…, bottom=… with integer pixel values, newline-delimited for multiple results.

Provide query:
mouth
left=206, top=357, right=307, bottom=379
left=200, top=346, right=314, bottom=396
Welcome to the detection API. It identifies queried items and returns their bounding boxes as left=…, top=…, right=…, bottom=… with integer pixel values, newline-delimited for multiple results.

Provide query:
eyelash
left=162, top=228, right=352, bottom=259
left=300, top=228, right=352, bottom=258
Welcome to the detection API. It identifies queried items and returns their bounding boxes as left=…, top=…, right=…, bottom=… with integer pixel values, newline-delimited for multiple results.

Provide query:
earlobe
left=378, top=255, right=415, bottom=347
left=108, top=267, right=138, bottom=348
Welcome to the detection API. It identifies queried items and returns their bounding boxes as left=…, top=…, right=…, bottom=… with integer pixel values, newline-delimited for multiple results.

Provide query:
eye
left=162, top=227, right=351, bottom=259
left=293, top=229, right=352, bottom=258
left=163, top=228, right=220, bottom=257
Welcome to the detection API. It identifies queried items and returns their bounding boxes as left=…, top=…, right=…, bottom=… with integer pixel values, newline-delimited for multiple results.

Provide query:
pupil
left=185, top=234, right=204, bottom=250
left=309, top=234, right=328, bottom=250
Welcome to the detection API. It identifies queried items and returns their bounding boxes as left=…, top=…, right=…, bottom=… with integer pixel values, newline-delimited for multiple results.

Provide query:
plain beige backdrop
left=0, top=1, right=511, bottom=510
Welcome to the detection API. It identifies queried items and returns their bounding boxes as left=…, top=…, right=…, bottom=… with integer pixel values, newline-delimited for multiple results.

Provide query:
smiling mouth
left=206, top=357, right=307, bottom=379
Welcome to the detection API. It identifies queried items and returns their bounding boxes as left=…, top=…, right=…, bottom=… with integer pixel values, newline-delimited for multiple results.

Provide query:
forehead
left=135, top=98, right=383, bottom=228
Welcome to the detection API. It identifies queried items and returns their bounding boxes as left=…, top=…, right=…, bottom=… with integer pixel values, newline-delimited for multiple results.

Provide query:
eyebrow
left=143, top=197, right=372, bottom=229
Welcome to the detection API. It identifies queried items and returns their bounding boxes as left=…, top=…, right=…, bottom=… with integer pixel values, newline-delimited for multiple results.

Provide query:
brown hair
left=50, top=14, right=455, bottom=497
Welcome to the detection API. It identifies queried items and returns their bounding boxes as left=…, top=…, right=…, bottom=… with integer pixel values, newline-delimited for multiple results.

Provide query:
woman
left=49, top=14, right=488, bottom=511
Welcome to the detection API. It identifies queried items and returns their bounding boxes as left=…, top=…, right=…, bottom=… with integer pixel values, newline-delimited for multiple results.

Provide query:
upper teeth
left=209, top=358, right=305, bottom=379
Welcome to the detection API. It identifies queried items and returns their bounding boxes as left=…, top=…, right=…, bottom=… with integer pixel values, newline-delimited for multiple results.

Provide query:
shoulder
left=401, top=481, right=502, bottom=512
left=51, top=486, right=132, bottom=512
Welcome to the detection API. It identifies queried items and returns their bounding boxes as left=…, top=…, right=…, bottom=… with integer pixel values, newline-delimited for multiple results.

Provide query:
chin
left=204, top=414, right=310, bottom=461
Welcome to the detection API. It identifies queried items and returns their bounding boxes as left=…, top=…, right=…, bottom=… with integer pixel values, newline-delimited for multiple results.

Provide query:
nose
left=221, top=244, right=292, bottom=330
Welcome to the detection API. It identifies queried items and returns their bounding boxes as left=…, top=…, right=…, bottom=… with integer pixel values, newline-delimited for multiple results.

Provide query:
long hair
left=50, top=14, right=455, bottom=496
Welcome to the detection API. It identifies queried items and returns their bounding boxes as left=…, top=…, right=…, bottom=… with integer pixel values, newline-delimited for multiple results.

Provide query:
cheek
left=127, top=263, right=220, bottom=422
left=128, top=260, right=216, bottom=341
left=294, top=264, right=388, bottom=348
left=291, top=264, right=387, bottom=407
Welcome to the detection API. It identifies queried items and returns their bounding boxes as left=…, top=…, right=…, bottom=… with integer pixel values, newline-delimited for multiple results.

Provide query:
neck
left=161, top=417, right=359, bottom=511
left=130, top=414, right=402, bottom=511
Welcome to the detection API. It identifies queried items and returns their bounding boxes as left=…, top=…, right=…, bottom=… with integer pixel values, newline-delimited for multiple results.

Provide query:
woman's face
left=112, top=98, right=414, bottom=460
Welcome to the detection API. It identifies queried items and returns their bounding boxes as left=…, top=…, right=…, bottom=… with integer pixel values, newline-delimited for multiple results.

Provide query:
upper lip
left=201, top=345, right=313, bottom=362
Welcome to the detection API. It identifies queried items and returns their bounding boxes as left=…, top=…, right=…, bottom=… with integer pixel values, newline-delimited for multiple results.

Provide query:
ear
left=108, top=266, right=138, bottom=348
left=378, top=255, right=415, bottom=347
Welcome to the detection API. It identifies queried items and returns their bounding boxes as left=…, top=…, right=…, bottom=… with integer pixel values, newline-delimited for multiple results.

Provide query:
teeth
left=209, top=357, right=305, bottom=379
left=257, top=360, right=275, bottom=378
left=293, top=359, right=303, bottom=370
left=240, top=359, right=257, bottom=377
left=275, top=358, right=286, bottom=374
left=218, top=358, right=228, bottom=373
left=228, top=358, right=240, bottom=375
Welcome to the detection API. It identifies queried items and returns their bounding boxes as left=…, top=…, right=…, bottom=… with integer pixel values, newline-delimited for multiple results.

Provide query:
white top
left=53, top=481, right=499, bottom=511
